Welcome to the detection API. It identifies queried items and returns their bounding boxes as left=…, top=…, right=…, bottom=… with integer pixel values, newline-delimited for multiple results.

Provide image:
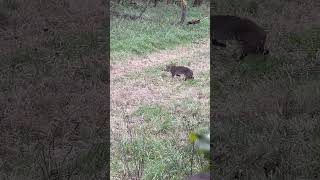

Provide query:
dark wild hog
left=211, top=15, right=269, bottom=61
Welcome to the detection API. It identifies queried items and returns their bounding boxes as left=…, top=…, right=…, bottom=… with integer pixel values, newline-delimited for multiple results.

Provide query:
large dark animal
left=211, top=15, right=269, bottom=60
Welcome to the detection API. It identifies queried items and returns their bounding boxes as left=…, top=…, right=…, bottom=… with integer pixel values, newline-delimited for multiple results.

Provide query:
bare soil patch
left=110, top=40, right=209, bottom=79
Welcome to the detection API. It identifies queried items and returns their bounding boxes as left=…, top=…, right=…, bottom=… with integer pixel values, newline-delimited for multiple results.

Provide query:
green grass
left=111, top=3, right=209, bottom=62
left=134, top=105, right=173, bottom=123
left=116, top=137, right=193, bottom=180
left=167, top=58, right=193, bottom=67
left=112, top=102, right=209, bottom=180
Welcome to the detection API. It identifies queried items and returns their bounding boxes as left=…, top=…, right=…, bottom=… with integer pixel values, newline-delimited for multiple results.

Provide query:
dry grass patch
left=111, top=40, right=209, bottom=79
left=111, top=45, right=210, bottom=179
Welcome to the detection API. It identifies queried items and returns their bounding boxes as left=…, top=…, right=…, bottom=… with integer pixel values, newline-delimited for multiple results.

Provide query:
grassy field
left=110, top=1, right=209, bottom=63
left=0, top=0, right=108, bottom=179
left=111, top=1, right=210, bottom=179
left=212, top=0, right=320, bottom=179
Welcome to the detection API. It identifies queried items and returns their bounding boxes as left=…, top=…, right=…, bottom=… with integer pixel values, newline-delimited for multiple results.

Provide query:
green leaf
left=189, top=132, right=198, bottom=143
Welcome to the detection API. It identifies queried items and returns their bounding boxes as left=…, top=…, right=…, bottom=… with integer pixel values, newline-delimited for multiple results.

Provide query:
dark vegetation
left=0, top=0, right=108, bottom=179
left=212, top=0, right=320, bottom=179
